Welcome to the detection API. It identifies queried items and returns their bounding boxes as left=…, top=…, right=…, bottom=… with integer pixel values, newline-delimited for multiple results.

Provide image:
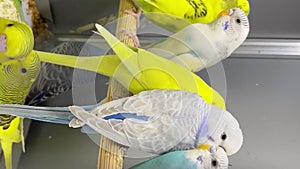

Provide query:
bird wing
left=69, top=90, right=205, bottom=154
left=142, top=12, right=191, bottom=32
left=25, top=42, right=93, bottom=105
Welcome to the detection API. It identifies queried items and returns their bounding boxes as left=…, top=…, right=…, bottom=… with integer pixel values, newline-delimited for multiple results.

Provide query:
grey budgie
left=25, top=42, right=91, bottom=105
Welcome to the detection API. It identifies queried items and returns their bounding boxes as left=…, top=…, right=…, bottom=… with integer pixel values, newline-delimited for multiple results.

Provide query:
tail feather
left=94, top=24, right=136, bottom=60
left=36, top=51, right=120, bottom=77
left=20, top=118, right=25, bottom=152
left=1, top=140, right=13, bottom=169
left=0, top=116, right=22, bottom=169
left=68, top=106, right=130, bottom=147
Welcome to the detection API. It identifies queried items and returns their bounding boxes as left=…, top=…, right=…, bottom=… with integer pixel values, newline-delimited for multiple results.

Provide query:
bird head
left=212, top=8, right=249, bottom=58
left=0, top=17, right=34, bottom=62
left=196, top=106, right=243, bottom=156
left=198, top=144, right=229, bottom=169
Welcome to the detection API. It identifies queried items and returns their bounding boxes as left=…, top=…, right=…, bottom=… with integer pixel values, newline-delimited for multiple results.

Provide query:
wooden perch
left=97, top=0, right=139, bottom=169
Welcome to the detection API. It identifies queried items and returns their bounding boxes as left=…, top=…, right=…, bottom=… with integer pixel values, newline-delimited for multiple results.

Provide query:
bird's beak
left=0, top=34, right=7, bottom=52
left=197, top=144, right=211, bottom=150
left=197, top=144, right=216, bottom=153
left=218, top=9, right=233, bottom=17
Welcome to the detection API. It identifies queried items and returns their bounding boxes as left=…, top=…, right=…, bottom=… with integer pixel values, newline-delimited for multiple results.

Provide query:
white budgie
left=146, top=8, right=249, bottom=72
left=69, top=90, right=243, bottom=156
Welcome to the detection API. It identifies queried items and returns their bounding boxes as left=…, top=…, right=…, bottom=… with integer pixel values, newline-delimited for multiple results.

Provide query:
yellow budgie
left=133, top=0, right=250, bottom=32
left=0, top=18, right=40, bottom=169
left=95, top=23, right=225, bottom=109
left=36, top=24, right=226, bottom=110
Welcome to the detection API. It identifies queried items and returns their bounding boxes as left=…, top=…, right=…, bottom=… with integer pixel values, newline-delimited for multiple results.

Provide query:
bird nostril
left=208, top=136, right=215, bottom=142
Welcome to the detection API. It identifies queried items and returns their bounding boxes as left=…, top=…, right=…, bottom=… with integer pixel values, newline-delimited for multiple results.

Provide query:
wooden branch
left=97, top=0, right=139, bottom=169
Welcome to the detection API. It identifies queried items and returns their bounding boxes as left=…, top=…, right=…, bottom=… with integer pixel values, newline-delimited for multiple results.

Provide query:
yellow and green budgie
left=36, top=24, right=226, bottom=110
left=0, top=18, right=40, bottom=169
left=133, top=0, right=250, bottom=32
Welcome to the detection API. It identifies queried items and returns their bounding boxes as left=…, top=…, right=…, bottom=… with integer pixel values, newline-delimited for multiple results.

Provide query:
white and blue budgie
left=68, top=90, right=243, bottom=156
left=0, top=90, right=243, bottom=156
left=130, top=146, right=228, bottom=169
left=146, top=8, right=249, bottom=72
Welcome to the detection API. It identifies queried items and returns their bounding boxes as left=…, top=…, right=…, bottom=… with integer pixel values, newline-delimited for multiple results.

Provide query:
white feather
left=146, top=8, right=250, bottom=72
left=68, top=90, right=243, bottom=155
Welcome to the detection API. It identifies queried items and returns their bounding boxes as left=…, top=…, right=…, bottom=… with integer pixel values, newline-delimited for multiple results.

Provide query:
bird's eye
left=7, top=23, right=14, bottom=27
left=20, top=68, right=27, bottom=73
left=221, top=133, right=227, bottom=140
left=212, top=160, right=218, bottom=167
left=236, top=18, right=241, bottom=24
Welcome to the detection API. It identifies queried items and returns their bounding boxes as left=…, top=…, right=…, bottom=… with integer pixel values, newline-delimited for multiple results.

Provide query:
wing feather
left=69, top=90, right=207, bottom=154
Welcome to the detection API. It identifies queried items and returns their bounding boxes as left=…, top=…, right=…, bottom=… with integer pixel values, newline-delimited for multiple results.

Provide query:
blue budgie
left=130, top=146, right=228, bottom=169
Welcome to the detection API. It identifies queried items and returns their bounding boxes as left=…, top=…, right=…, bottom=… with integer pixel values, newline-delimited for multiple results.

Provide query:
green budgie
left=0, top=17, right=40, bottom=169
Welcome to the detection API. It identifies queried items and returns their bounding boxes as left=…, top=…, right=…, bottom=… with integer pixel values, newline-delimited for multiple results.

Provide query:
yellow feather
left=133, top=0, right=250, bottom=32
left=134, top=0, right=249, bottom=22
left=1, top=140, right=13, bottom=169
left=0, top=117, right=21, bottom=169
left=37, top=25, right=225, bottom=109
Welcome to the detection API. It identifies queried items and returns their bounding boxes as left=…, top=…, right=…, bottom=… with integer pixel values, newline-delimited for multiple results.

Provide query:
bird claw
left=119, top=9, right=142, bottom=48
left=119, top=28, right=140, bottom=47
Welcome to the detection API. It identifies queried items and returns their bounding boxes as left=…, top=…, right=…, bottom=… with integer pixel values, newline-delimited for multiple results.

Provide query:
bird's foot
left=119, top=28, right=140, bottom=47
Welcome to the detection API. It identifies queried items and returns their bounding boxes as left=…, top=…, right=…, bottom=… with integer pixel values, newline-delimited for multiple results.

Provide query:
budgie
left=130, top=146, right=228, bottom=169
left=36, top=23, right=226, bottom=110
left=0, top=18, right=40, bottom=169
left=97, top=23, right=226, bottom=109
left=25, top=42, right=93, bottom=106
left=146, top=7, right=249, bottom=72
left=0, top=90, right=242, bottom=157
left=69, top=90, right=243, bottom=156
left=133, top=0, right=249, bottom=32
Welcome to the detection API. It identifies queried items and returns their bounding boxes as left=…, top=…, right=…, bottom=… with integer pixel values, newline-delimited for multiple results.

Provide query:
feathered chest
left=0, top=51, right=40, bottom=104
